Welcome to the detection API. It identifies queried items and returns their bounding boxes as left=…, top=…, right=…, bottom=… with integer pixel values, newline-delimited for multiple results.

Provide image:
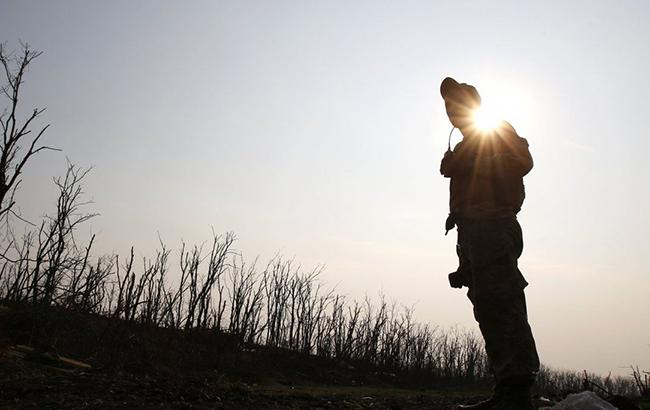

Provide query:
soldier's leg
left=460, top=218, right=539, bottom=409
left=468, top=282, right=539, bottom=382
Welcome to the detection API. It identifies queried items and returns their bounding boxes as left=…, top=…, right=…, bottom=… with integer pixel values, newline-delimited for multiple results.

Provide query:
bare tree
left=0, top=42, right=58, bottom=220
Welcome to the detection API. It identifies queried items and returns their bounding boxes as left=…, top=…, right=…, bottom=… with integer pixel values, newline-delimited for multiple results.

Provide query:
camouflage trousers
left=453, top=216, right=540, bottom=382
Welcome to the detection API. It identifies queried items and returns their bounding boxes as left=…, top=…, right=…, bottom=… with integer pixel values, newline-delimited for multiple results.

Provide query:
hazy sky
left=2, top=0, right=649, bottom=376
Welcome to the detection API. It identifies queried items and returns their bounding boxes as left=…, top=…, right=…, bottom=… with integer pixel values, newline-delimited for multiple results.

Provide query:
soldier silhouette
left=439, top=77, right=540, bottom=409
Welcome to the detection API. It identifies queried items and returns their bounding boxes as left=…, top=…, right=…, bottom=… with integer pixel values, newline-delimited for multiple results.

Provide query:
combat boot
left=457, top=385, right=504, bottom=409
left=491, top=375, right=535, bottom=410
left=492, top=391, right=534, bottom=410
left=458, top=375, right=535, bottom=410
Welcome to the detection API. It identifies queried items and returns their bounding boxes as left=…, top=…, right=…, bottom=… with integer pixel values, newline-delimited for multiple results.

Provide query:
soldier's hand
left=440, top=150, right=454, bottom=176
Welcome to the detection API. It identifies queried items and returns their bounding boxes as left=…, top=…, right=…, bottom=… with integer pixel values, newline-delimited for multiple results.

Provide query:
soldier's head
left=440, top=77, right=481, bottom=131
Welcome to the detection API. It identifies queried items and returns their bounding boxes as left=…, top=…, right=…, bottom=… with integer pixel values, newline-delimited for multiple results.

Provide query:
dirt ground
left=0, top=350, right=484, bottom=409
left=0, top=303, right=495, bottom=409
left=3, top=304, right=645, bottom=409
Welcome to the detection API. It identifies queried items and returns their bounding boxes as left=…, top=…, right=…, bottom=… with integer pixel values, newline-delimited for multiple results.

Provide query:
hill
left=1, top=303, right=487, bottom=409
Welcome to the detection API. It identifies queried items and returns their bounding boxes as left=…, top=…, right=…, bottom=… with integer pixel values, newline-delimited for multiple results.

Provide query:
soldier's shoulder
left=498, top=120, right=528, bottom=145
left=497, top=120, right=517, bottom=135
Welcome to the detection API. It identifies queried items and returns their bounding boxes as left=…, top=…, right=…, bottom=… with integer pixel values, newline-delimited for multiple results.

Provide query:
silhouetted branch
left=0, top=42, right=60, bottom=221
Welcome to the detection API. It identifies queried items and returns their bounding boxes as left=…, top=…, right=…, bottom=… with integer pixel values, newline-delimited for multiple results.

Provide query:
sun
left=469, top=77, right=533, bottom=133
left=472, top=105, right=502, bottom=132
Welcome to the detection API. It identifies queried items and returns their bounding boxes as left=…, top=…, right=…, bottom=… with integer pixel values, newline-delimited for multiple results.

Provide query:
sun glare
left=472, top=105, right=502, bottom=132
left=469, top=77, right=534, bottom=133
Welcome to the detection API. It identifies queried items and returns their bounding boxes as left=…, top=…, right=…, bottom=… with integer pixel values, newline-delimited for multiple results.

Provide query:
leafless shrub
left=0, top=162, right=96, bottom=306
left=182, top=233, right=235, bottom=330
left=631, top=365, right=649, bottom=398
left=138, top=243, right=170, bottom=327
left=227, top=253, right=264, bottom=342
left=535, top=365, right=639, bottom=398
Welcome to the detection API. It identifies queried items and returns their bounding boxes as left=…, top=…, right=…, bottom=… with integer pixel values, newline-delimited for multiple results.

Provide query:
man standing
left=439, top=77, right=540, bottom=410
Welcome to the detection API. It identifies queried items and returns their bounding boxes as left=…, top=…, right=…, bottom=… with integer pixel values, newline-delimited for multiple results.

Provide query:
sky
left=1, top=0, right=649, bottom=376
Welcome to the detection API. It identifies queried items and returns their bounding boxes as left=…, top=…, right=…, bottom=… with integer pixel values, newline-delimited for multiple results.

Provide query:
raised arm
left=440, top=141, right=473, bottom=178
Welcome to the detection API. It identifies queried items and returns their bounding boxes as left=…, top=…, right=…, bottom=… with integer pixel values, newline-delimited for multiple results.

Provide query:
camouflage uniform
left=455, top=216, right=539, bottom=382
left=441, top=122, right=540, bottom=384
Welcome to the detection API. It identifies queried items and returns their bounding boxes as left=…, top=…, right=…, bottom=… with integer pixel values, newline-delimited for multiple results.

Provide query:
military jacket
left=440, top=121, right=533, bottom=217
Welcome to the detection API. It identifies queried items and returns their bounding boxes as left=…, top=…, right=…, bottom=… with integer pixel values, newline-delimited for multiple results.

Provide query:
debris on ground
left=543, top=391, right=617, bottom=409
left=7, top=344, right=92, bottom=371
